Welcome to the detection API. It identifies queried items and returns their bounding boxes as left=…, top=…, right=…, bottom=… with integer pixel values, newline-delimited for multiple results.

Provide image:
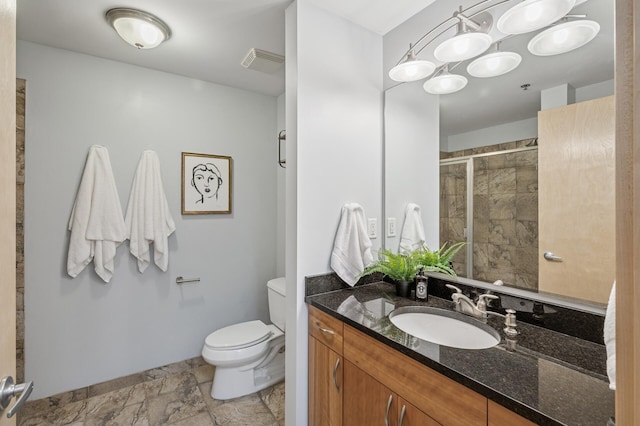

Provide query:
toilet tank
left=267, top=277, right=286, bottom=331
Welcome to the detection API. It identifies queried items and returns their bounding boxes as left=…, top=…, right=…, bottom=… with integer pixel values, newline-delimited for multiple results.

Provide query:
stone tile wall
left=16, top=78, right=25, bottom=383
left=440, top=139, right=539, bottom=291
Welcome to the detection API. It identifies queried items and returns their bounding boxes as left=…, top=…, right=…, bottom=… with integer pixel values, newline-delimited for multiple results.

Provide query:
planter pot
left=395, top=280, right=412, bottom=298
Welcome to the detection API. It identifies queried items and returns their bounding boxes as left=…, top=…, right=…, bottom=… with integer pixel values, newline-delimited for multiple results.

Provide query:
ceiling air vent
left=241, top=48, right=285, bottom=74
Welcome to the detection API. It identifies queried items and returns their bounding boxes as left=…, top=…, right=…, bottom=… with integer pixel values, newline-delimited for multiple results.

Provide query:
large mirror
left=383, top=0, right=614, bottom=307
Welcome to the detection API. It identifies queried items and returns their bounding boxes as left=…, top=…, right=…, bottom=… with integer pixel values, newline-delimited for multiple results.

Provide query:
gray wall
left=18, top=41, right=279, bottom=399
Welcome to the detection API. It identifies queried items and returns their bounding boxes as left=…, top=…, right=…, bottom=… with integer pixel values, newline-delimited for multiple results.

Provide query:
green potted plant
left=360, top=249, right=420, bottom=297
left=412, top=241, right=465, bottom=277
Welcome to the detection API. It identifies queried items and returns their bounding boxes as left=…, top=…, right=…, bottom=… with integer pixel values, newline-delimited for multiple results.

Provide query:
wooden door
left=0, top=0, right=17, bottom=425
left=397, top=397, right=440, bottom=426
left=343, top=360, right=397, bottom=426
left=308, top=336, right=342, bottom=426
left=538, top=96, right=615, bottom=303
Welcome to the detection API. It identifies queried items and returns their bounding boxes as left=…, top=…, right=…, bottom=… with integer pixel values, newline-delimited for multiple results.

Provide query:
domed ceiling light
left=434, top=13, right=493, bottom=63
left=497, top=0, right=576, bottom=35
left=467, top=44, right=522, bottom=78
left=106, top=8, right=171, bottom=49
left=528, top=20, right=600, bottom=56
left=389, top=47, right=436, bottom=82
left=423, top=66, right=468, bottom=95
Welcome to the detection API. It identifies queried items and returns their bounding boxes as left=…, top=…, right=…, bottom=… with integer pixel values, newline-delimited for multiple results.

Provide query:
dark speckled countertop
left=306, top=281, right=615, bottom=426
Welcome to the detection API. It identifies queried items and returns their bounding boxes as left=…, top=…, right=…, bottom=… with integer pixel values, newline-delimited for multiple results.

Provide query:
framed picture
left=181, top=152, right=232, bottom=214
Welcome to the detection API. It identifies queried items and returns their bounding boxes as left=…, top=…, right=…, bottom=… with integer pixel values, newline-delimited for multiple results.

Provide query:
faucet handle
left=476, top=294, right=499, bottom=311
left=503, top=309, right=518, bottom=338
left=445, top=284, right=462, bottom=294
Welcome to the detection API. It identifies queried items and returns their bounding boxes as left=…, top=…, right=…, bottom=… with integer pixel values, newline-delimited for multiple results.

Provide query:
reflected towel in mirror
left=399, top=203, right=426, bottom=253
left=604, top=281, right=616, bottom=390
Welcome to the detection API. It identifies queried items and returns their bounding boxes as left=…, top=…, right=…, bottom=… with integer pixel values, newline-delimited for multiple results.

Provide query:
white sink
left=389, top=306, right=500, bottom=350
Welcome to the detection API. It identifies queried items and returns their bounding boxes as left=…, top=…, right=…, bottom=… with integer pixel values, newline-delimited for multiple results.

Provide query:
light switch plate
left=387, top=218, right=396, bottom=237
left=368, top=218, right=377, bottom=239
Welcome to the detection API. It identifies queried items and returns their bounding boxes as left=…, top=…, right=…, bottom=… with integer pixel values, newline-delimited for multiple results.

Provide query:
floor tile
left=192, top=364, right=215, bottom=384
left=167, top=412, right=215, bottom=426
left=208, top=393, right=276, bottom=426
left=259, top=381, right=285, bottom=421
left=85, top=401, right=148, bottom=426
left=146, top=381, right=208, bottom=425
left=18, top=399, right=87, bottom=426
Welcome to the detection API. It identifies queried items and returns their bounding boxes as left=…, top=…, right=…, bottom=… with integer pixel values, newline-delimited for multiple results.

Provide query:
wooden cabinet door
left=397, top=397, right=441, bottom=426
left=538, top=96, right=615, bottom=303
left=309, top=336, right=342, bottom=426
left=343, top=360, right=397, bottom=426
left=488, top=401, right=536, bottom=426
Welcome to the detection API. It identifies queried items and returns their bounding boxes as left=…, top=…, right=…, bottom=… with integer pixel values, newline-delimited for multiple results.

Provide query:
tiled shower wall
left=16, top=78, right=25, bottom=383
left=440, top=139, right=539, bottom=291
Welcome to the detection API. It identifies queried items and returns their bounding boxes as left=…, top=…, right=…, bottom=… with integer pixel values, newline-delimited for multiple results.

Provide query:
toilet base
left=211, top=336, right=285, bottom=400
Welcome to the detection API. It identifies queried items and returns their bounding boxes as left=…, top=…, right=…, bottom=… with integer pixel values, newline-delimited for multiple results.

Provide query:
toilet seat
left=205, top=320, right=272, bottom=351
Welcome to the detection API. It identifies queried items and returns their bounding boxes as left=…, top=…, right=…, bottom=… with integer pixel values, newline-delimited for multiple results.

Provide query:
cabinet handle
left=398, top=405, right=406, bottom=426
left=385, top=394, right=393, bottom=426
left=315, top=322, right=335, bottom=335
left=332, top=358, right=340, bottom=392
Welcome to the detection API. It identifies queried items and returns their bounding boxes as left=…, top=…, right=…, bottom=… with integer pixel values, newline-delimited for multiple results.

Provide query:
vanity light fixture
left=497, top=0, right=576, bottom=35
left=389, top=47, right=436, bottom=82
left=467, top=45, right=522, bottom=78
left=434, top=12, right=493, bottom=63
left=527, top=19, right=600, bottom=56
left=106, top=8, right=171, bottom=50
left=423, top=66, right=468, bottom=95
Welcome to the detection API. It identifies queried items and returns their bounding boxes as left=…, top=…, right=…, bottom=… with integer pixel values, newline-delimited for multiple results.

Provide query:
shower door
left=439, top=158, right=473, bottom=278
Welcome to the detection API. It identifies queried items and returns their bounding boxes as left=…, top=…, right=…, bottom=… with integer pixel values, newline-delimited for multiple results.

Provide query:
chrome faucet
left=445, top=284, right=498, bottom=319
left=445, top=284, right=518, bottom=339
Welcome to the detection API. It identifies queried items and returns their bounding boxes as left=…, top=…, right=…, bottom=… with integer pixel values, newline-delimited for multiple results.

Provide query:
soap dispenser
left=415, top=267, right=428, bottom=301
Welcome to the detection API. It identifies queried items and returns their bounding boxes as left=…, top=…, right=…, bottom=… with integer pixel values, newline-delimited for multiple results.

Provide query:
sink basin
left=388, top=306, right=500, bottom=350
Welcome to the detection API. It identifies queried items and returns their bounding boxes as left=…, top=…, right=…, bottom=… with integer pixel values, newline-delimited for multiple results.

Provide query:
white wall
left=576, top=79, right=614, bottom=103
left=18, top=41, right=279, bottom=399
left=444, top=117, right=539, bottom=152
left=384, top=81, right=439, bottom=251
left=285, top=2, right=383, bottom=424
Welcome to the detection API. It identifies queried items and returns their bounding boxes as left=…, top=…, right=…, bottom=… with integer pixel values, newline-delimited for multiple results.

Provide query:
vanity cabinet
left=308, top=307, right=343, bottom=426
left=309, top=305, right=535, bottom=426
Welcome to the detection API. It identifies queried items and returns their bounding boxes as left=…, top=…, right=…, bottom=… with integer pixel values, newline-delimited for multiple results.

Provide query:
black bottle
left=415, top=267, right=428, bottom=301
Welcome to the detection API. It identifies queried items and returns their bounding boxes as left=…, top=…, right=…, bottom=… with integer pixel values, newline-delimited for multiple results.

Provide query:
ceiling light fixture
left=497, top=0, right=576, bottom=35
left=434, top=11, right=493, bottom=63
left=389, top=47, right=436, bottom=82
left=423, top=66, right=468, bottom=95
left=467, top=44, right=522, bottom=78
left=528, top=19, right=600, bottom=56
left=106, top=8, right=171, bottom=50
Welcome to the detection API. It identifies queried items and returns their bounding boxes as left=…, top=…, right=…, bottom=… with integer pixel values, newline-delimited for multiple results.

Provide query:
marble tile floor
left=18, top=357, right=285, bottom=426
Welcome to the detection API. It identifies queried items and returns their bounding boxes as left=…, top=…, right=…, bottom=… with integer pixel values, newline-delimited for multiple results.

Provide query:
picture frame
left=181, top=152, right=232, bottom=214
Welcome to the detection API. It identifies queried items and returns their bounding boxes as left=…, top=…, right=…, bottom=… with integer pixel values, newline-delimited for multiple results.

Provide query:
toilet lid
left=205, top=320, right=272, bottom=350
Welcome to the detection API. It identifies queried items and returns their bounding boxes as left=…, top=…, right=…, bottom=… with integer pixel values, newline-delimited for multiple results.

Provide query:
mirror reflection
left=384, top=0, right=614, bottom=305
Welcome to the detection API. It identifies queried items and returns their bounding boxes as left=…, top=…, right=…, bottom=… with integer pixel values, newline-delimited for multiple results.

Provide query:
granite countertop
left=305, top=281, right=615, bottom=426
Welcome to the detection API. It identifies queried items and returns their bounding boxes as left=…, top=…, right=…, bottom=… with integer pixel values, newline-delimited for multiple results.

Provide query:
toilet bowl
left=202, top=277, right=286, bottom=400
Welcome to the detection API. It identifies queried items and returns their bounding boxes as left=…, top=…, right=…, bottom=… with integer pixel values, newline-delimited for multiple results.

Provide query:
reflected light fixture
left=497, top=0, right=576, bottom=35
left=423, top=66, right=468, bottom=95
left=434, top=19, right=492, bottom=63
left=467, top=47, right=522, bottom=78
left=106, top=8, right=171, bottom=49
left=389, top=48, right=436, bottom=82
left=528, top=19, right=600, bottom=56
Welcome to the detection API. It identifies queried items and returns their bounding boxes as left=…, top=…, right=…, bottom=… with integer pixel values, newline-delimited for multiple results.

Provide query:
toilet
left=202, top=277, right=286, bottom=400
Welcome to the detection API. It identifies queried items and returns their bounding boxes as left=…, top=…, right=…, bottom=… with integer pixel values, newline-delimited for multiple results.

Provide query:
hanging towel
left=330, top=203, right=374, bottom=287
left=399, top=203, right=426, bottom=253
left=125, top=151, right=176, bottom=273
left=604, top=281, right=616, bottom=390
left=67, top=145, right=126, bottom=283
left=124, top=151, right=176, bottom=272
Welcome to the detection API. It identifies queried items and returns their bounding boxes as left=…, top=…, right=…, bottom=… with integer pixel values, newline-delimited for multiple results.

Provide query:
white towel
left=67, top=145, right=126, bottom=282
left=604, top=281, right=616, bottom=390
left=125, top=151, right=176, bottom=273
left=399, top=203, right=426, bottom=253
left=330, top=203, right=374, bottom=287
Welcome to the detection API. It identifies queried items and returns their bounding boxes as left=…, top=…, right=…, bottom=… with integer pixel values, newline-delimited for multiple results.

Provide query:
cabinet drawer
left=488, top=401, right=536, bottom=426
left=344, top=324, right=486, bottom=426
left=309, top=306, right=344, bottom=355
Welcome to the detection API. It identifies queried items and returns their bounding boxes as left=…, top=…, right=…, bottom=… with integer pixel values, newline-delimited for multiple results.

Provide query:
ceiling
left=17, top=0, right=614, bottom=137
left=16, top=0, right=431, bottom=97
